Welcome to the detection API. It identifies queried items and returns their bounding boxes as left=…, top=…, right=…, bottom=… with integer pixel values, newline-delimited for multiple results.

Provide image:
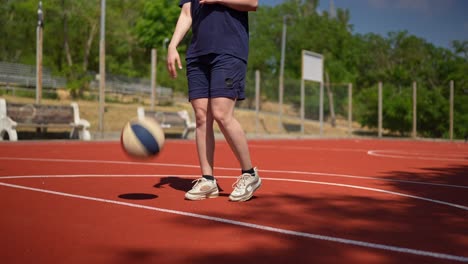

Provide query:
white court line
left=368, top=150, right=468, bottom=162
left=249, top=144, right=369, bottom=152
left=0, top=157, right=467, bottom=189
left=2, top=174, right=467, bottom=211
left=0, top=180, right=466, bottom=263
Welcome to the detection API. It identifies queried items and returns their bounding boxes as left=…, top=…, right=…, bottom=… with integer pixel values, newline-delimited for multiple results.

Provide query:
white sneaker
left=229, top=168, right=261, bottom=202
left=185, top=178, right=219, bottom=200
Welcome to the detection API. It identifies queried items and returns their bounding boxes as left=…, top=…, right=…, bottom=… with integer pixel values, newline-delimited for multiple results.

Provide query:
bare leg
left=211, top=97, right=252, bottom=171
left=191, top=98, right=215, bottom=176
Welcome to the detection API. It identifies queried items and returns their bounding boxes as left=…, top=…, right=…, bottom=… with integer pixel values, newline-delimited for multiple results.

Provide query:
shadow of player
left=118, top=193, right=158, bottom=200
left=154, top=176, right=224, bottom=193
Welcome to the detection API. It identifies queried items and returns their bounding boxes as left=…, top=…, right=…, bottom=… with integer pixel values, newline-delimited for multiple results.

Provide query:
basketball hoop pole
left=36, top=1, right=44, bottom=105
left=301, top=50, right=324, bottom=136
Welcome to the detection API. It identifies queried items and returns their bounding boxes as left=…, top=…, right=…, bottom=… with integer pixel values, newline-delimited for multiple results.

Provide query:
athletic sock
left=241, top=168, right=255, bottom=176
left=202, top=175, right=215, bottom=181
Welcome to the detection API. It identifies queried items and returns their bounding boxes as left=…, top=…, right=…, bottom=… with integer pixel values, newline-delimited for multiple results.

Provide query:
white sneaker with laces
left=185, top=178, right=219, bottom=200
left=229, top=168, right=261, bottom=202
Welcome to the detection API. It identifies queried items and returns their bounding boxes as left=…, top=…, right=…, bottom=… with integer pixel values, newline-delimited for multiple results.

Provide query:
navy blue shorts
left=186, top=54, right=247, bottom=101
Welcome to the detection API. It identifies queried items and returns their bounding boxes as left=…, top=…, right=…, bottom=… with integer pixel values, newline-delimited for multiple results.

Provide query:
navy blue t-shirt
left=179, top=0, right=249, bottom=62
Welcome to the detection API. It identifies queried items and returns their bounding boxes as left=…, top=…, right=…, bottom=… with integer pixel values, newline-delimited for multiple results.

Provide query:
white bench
left=0, top=98, right=91, bottom=141
left=137, top=107, right=195, bottom=139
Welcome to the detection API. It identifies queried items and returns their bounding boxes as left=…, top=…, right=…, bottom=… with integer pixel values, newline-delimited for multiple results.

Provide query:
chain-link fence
left=1, top=63, right=466, bottom=140
left=238, top=68, right=466, bottom=140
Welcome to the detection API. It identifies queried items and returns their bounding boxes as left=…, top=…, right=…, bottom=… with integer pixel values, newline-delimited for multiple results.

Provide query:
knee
left=212, top=110, right=232, bottom=127
left=194, top=109, right=212, bottom=128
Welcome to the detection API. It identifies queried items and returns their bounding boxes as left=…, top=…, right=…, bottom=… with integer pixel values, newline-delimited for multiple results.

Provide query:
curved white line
left=0, top=181, right=466, bottom=263
left=368, top=150, right=468, bottom=162
left=260, top=169, right=468, bottom=189
left=249, top=144, right=369, bottom=152
left=254, top=177, right=468, bottom=210
left=1, top=174, right=467, bottom=211
left=1, top=157, right=466, bottom=189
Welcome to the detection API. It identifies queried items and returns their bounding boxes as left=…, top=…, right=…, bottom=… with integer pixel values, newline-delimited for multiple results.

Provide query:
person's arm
left=167, top=3, right=192, bottom=78
left=200, top=0, right=258, bottom=12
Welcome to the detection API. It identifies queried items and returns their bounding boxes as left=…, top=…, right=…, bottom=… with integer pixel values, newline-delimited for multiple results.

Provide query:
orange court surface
left=0, top=138, right=467, bottom=264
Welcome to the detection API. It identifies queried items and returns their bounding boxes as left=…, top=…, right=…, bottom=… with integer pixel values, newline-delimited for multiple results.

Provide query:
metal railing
left=0, top=61, right=66, bottom=88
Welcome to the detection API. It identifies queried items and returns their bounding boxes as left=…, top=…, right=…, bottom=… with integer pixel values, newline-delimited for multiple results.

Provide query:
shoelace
left=192, top=178, right=205, bottom=189
left=232, top=173, right=251, bottom=190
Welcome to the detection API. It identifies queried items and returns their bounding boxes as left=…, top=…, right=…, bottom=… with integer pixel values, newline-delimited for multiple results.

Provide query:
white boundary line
left=1, top=157, right=467, bottom=189
left=2, top=174, right=467, bottom=210
left=0, top=179, right=467, bottom=263
left=368, top=150, right=468, bottom=162
left=249, top=144, right=370, bottom=152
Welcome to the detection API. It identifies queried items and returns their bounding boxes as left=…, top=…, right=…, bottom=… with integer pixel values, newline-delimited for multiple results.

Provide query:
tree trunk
left=83, top=22, right=97, bottom=72
left=62, top=0, right=73, bottom=67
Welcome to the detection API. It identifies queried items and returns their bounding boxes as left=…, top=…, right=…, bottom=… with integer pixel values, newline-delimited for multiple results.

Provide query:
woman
left=166, top=0, right=261, bottom=202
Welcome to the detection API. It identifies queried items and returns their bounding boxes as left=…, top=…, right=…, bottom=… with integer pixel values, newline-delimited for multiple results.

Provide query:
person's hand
left=167, top=46, right=182, bottom=79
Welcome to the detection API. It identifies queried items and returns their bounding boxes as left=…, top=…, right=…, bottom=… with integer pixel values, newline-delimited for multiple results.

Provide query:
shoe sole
left=185, top=190, right=219, bottom=201
left=229, top=178, right=262, bottom=202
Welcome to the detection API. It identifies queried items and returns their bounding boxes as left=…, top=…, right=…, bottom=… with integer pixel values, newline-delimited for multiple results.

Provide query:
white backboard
left=302, top=50, right=324, bottom=83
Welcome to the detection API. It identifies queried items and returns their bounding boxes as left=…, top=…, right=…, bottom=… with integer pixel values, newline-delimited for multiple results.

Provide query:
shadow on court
left=118, top=193, right=158, bottom=200
left=384, top=164, right=468, bottom=192
left=154, top=176, right=225, bottom=193
left=153, top=163, right=468, bottom=264
left=162, top=192, right=466, bottom=264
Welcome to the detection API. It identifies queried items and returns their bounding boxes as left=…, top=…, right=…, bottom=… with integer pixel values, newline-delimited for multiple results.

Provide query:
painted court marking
left=1, top=157, right=467, bottom=189
left=368, top=150, right=468, bottom=162
left=0, top=179, right=467, bottom=263
left=249, top=144, right=370, bottom=152
left=1, top=146, right=467, bottom=262
left=2, top=174, right=467, bottom=210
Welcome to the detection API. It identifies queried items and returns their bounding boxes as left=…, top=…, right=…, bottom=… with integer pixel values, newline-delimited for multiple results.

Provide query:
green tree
left=0, top=0, right=37, bottom=63
left=134, top=0, right=189, bottom=92
left=0, top=0, right=466, bottom=138
left=106, top=0, right=146, bottom=77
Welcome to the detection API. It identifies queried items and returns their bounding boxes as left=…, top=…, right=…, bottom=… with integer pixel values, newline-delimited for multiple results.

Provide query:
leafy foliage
left=0, top=0, right=466, bottom=138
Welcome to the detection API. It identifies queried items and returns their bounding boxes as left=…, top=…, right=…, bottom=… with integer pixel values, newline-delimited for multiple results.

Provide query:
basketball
left=120, top=117, right=165, bottom=158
